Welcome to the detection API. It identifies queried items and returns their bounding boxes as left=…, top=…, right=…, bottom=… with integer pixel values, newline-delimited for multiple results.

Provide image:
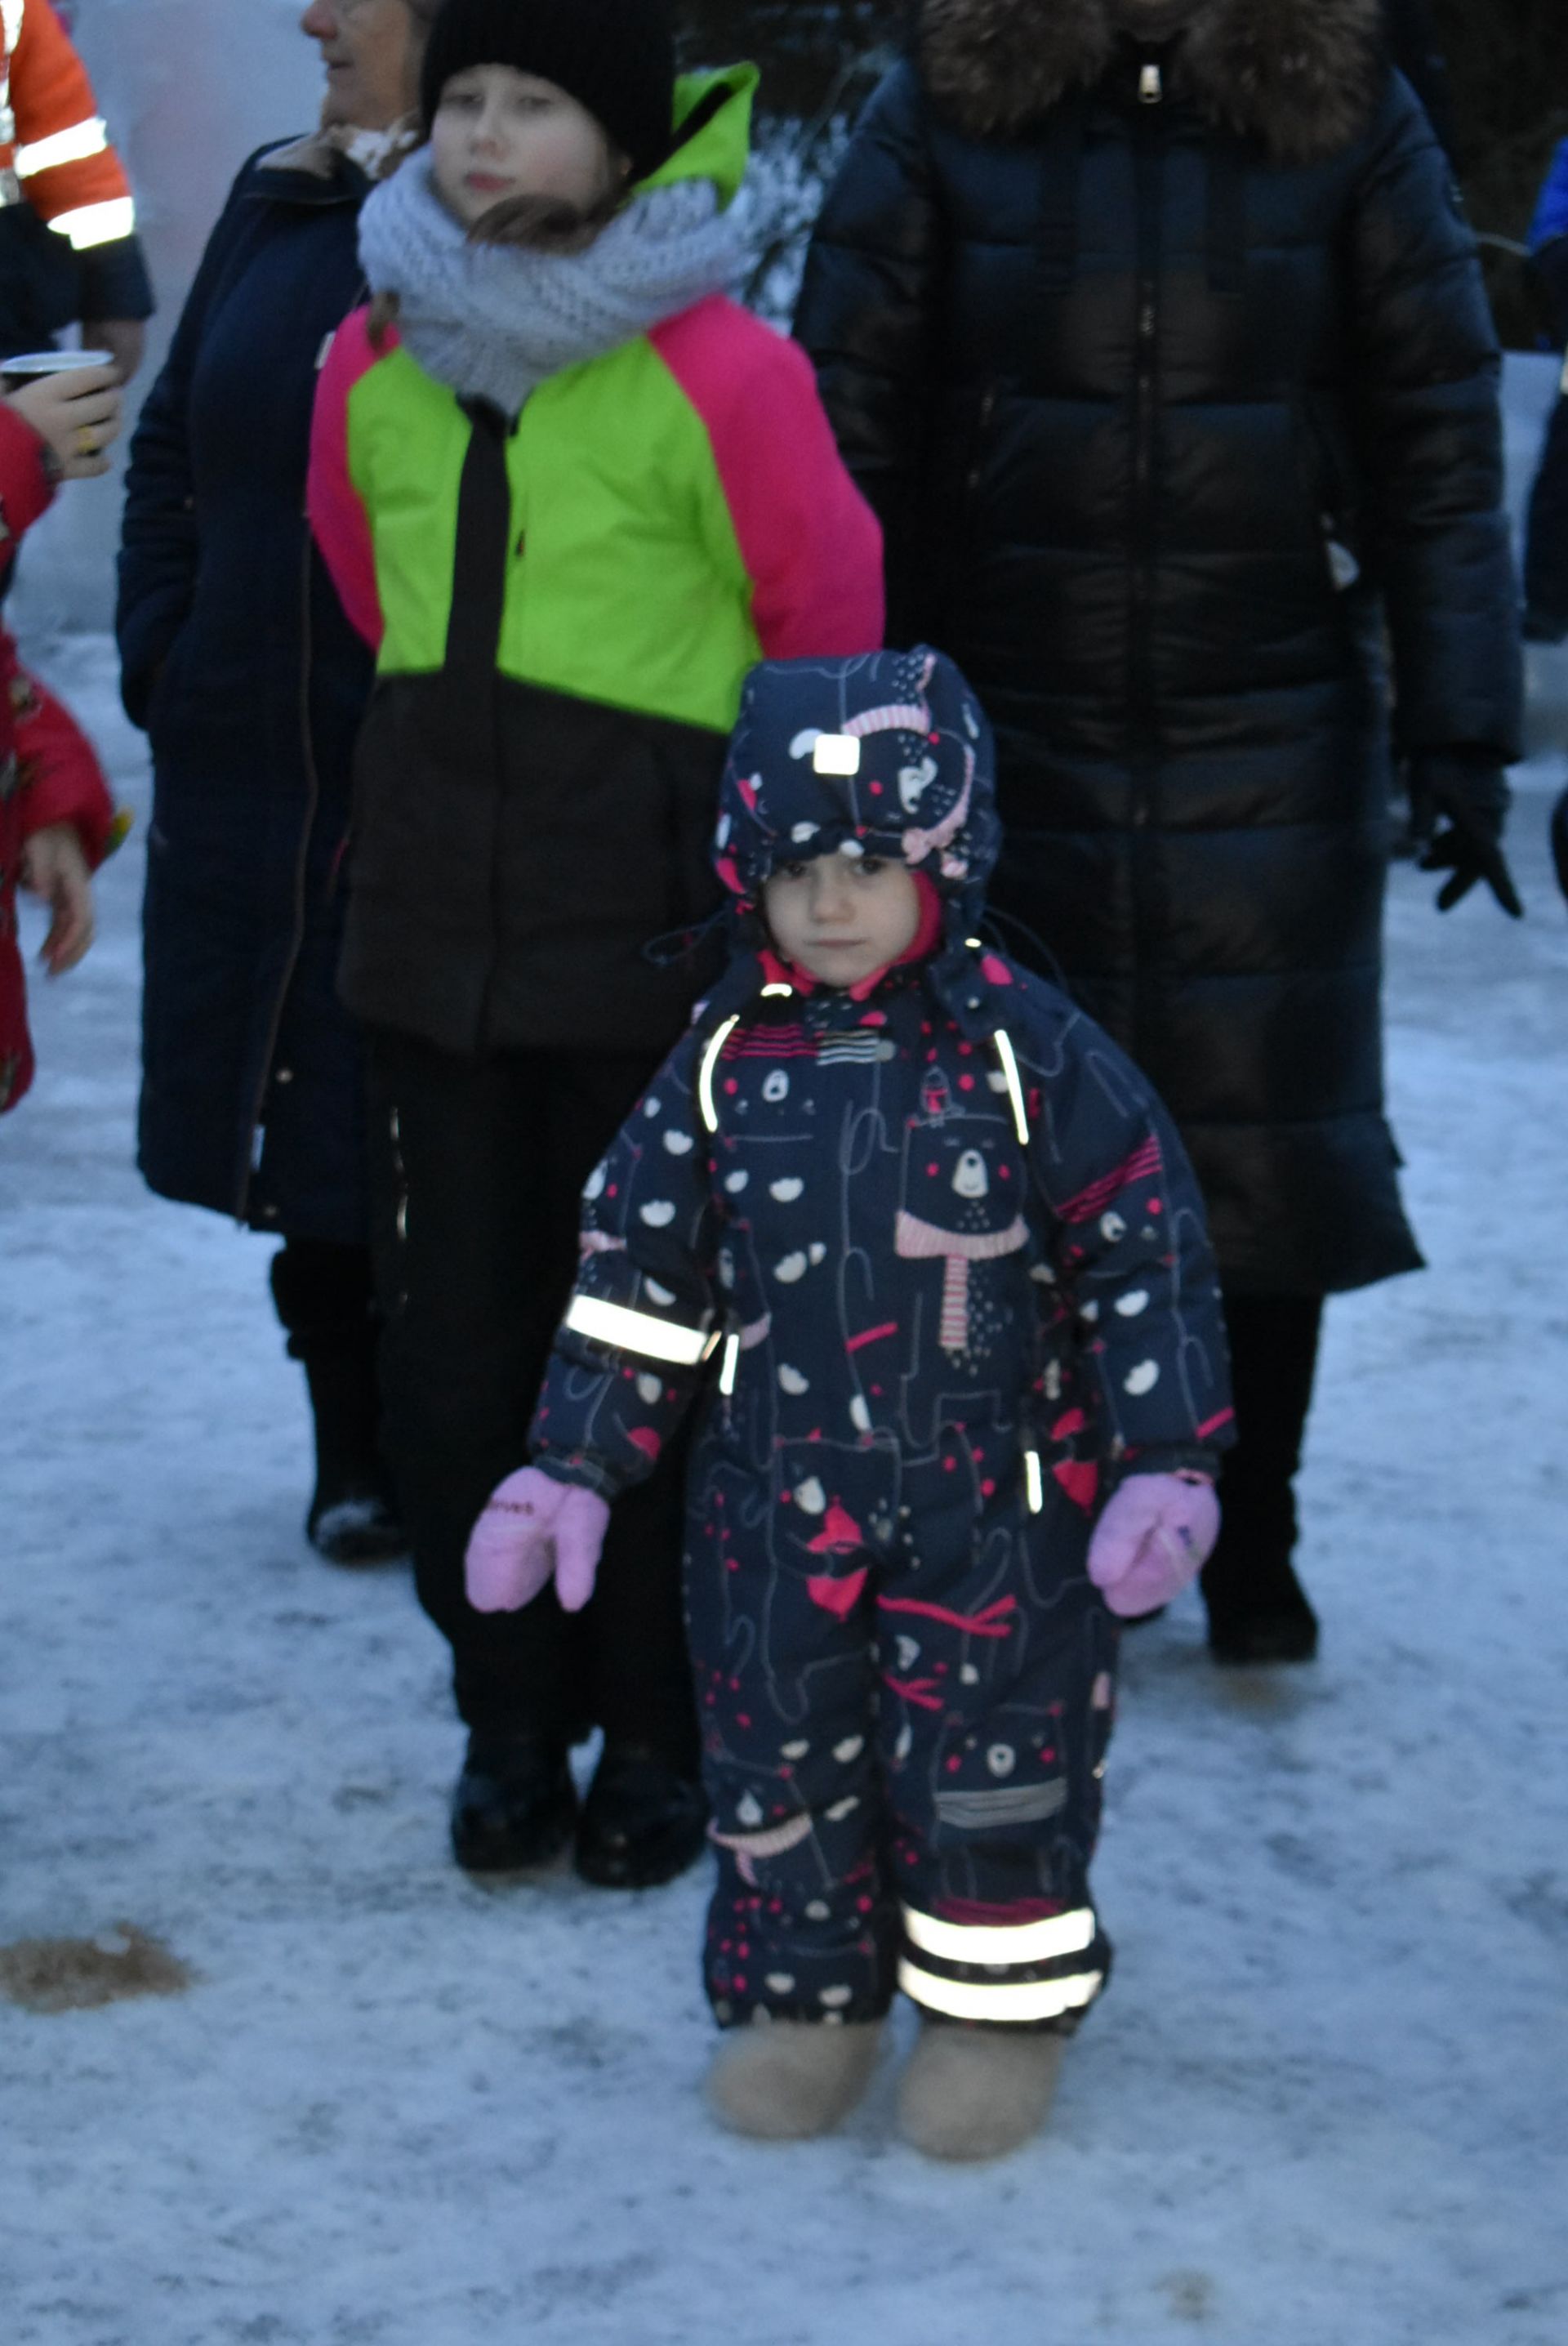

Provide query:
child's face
left=430, top=65, right=625, bottom=225
left=762, top=854, right=924, bottom=988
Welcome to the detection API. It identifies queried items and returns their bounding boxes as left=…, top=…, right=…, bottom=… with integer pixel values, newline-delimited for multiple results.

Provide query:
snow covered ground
left=2, top=365, right=1566, bottom=2346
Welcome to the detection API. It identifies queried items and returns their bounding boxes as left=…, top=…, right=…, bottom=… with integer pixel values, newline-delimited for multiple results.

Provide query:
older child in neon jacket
left=306, top=0, right=882, bottom=1888
left=468, top=649, right=1233, bottom=2161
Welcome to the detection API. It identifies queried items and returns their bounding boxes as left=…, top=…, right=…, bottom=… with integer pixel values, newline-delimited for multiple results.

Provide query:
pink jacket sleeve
left=0, top=406, right=56, bottom=550
left=307, top=310, right=385, bottom=652
left=653, top=300, right=884, bottom=658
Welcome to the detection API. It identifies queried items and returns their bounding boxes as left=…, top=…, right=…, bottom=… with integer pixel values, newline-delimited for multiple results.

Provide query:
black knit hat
left=420, top=0, right=676, bottom=184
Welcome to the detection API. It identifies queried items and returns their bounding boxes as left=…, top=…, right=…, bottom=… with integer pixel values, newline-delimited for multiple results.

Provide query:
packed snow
left=2, top=341, right=1565, bottom=2342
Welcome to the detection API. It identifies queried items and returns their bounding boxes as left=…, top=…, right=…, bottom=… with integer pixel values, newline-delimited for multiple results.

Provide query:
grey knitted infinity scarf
left=357, top=146, right=747, bottom=414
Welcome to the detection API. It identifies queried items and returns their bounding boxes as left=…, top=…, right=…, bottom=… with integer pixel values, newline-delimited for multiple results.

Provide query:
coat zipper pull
left=1138, top=61, right=1163, bottom=105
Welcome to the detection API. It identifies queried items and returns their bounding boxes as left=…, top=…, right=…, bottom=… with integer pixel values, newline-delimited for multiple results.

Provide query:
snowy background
left=1, top=26, right=1566, bottom=2335
left=11, top=0, right=325, bottom=632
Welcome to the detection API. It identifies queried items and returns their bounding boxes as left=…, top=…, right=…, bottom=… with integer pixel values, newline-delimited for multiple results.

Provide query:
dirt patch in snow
left=0, top=1924, right=193, bottom=2014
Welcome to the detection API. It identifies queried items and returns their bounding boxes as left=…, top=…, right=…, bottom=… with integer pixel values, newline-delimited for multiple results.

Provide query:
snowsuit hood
left=715, top=646, right=1000, bottom=917
left=708, top=648, right=1009, bottom=1032
left=919, top=0, right=1384, bottom=163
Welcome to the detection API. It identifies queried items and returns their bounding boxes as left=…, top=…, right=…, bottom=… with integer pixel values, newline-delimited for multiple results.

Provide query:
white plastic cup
left=0, top=349, right=115, bottom=390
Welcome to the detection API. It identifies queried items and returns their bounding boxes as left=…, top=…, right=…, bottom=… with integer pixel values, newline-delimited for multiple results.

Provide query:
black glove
left=1410, top=752, right=1524, bottom=918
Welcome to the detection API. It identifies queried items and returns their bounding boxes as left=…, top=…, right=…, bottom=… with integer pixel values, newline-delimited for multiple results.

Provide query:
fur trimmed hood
left=919, top=0, right=1387, bottom=163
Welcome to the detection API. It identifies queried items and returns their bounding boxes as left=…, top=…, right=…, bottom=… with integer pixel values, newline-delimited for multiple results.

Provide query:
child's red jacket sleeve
left=9, top=658, right=115, bottom=863
left=0, top=412, right=114, bottom=857
left=0, top=402, right=57, bottom=553
left=0, top=404, right=115, bottom=1113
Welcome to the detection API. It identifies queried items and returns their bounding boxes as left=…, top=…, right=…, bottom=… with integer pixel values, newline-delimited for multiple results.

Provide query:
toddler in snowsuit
left=468, top=649, right=1234, bottom=2159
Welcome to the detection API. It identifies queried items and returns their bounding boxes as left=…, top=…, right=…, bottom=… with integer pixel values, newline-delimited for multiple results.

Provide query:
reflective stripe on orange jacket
left=1, top=0, right=134, bottom=251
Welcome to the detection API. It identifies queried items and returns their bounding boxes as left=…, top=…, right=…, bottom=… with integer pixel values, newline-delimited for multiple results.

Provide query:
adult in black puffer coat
left=795, top=0, right=1524, bottom=1663
left=117, top=0, right=437, bottom=1564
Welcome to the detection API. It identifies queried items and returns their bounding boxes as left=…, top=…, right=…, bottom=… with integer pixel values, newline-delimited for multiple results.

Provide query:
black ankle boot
left=270, top=1245, right=404, bottom=1566
left=301, top=1355, right=406, bottom=1566
left=575, top=1743, right=708, bottom=1889
left=1204, top=1558, right=1320, bottom=1666
left=451, top=1735, right=577, bottom=1873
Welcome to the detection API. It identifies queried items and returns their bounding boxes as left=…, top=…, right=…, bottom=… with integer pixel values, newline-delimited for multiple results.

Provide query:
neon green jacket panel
left=343, top=329, right=762, bottom=733
left=639, top=64, right=760, bottom=207
left=342, top=346, right=466, bottom=676
left=498, top=336, right=762, bottom=732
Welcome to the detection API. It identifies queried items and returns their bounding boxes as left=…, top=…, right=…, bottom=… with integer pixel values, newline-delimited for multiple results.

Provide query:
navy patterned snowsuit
left=530, top=650, right=1233, bottom=2031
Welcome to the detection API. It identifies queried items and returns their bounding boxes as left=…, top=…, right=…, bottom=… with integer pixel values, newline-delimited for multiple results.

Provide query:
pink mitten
left=464, top=1467, right=611, bottom=1615
left=1086, top=1470, right=1220, bottom=1618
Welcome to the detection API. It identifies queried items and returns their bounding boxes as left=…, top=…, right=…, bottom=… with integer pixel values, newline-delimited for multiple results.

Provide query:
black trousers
left=268, top=1238, right=387, bottom=1496
left=1525, top=245, right=1568, bottom=629
left=269, top=1238, right=378, bottom=1363
left=1201, top=1293, right=1324, bottom=1614
left=1525, top=388, right=1568, bottom=627
left=364, top=1028, right=698, bottom=1765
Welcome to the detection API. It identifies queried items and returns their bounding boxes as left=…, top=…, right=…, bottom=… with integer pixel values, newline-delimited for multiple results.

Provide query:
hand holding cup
left=3, top=356, right=123, bottom=480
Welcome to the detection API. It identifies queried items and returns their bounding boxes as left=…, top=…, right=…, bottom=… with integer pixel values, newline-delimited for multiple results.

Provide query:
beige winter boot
left=897, top=2021, right=1065, bottom=2161
left=704, top=2018, right=884, bottom=2140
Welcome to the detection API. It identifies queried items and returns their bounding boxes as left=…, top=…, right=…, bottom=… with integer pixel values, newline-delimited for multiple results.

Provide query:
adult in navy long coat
left=794, top=0, right=1525, bottom=1664
left=116, top=0, right=436, bottom=1562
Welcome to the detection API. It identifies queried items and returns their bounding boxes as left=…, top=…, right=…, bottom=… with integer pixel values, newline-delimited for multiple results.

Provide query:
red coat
left=0, top=404, right=115, bottom=1112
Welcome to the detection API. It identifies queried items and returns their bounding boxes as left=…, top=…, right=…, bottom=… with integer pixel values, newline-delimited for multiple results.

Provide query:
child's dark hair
left=465, top=183, right=626, bottom=252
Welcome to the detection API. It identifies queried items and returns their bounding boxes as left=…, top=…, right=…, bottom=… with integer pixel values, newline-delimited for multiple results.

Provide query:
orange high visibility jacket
left=0, top=0, right=135, bottom=252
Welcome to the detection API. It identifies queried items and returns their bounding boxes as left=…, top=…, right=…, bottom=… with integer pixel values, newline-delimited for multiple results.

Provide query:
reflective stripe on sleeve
left=898, top=1957, right=1103, bottom=2024
left=49, top=194, right=135, bottom=249
left=563, top=1292, right=710, bottom=1367
left=16, top=114, right=109, bottom=176
left=902, top=1903, right=1096, bottom=1967
left=697, top=1015, right=739, bottom=1134
left=991, top=1027, right=1030, bottom=1145
left=1024, top=1448, right=1045, bottom=1514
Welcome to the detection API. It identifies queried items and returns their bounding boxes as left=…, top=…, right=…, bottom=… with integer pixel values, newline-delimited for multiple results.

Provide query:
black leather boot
left=270, top=1242, right=404, bottom=1566
left=301, top=1354, right=406, bottom=1566
left=451, top=1734, right=577, bottom=1872
left=575, top=1742, right=708, bottom=1890
left=1205, top=1561, right=1320, bottom=1666
left=1204, top=1295, right=1323, bottom=1667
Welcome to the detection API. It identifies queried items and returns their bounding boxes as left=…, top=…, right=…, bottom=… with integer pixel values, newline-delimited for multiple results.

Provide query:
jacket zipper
left=968, top=386, right=997, bottom=497
left=233, top=258, right=367, bottom=1224
left=1128, top=54, right=1165, bottom=1060
left=236, top=519, right=321, bottom=1224
left=468, top=402, right=519, bottom=1051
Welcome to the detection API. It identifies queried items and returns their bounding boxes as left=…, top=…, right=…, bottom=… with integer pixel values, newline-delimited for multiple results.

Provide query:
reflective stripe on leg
left=898, top=1957, right=1103, bottom=2024
left=902, top=1903, right=1096, bottom=1967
